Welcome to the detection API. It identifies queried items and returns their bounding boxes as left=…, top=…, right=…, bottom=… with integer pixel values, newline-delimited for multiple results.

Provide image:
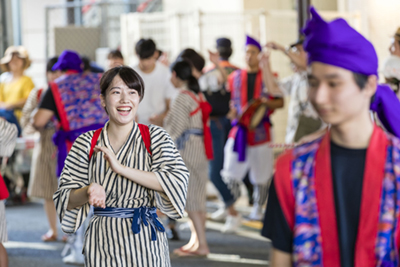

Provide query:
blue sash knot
left=94, top=206, right=165, bottom=241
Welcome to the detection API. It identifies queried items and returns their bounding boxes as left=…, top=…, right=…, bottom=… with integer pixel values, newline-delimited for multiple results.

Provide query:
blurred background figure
left=132, top=38, right=176, bottom=126
left=383, top=27, right=400, bottom=99
left=106, top=49, right=125, bottom=69
left=198, top=38, right=239, bottom=222
left=165, top=59, right=212, bottom=257
left=20, top=56, right=62, bottom=243
left=267, top=36, right=323, bottom=143
left=0, top=46, right=34, bottom=134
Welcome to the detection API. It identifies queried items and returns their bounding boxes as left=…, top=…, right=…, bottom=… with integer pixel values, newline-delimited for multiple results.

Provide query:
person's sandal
left=41, top=232, right=57, bottom=242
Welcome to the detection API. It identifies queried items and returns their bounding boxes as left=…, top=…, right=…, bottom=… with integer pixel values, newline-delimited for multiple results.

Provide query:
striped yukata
left=53, top=122, right=189, bottom=267
left=0, top=119, right=18, bottom=242
left=20, top=87, right=58, bottom=199
left=164, top=88, right=209, bottom=212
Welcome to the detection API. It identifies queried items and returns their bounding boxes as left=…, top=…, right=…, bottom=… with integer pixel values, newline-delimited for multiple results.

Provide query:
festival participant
left=32, top=50, right=109, bottom=264
left=220, top=35, right=284, bottom=232
left=200, top=38, right=240, bottom=221
left=263, top=7, right=400, bottom=267
left=0, top=119, right=18, bottom=267
left=20, top=57, right=62, bottom=242
left=165, top=60, right=213, bottom=257
left=267, top=36, right=323, bottom=143
left=32, top=50, right=109, bottom=176
left=132, top=39, right=176, bottom=126
left=53, top=66, right=189, bottom=266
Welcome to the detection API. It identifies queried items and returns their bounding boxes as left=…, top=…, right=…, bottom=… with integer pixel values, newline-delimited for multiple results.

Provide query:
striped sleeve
left=53, top=131, right=93, bottom=234
left=0, top=119, right=18, bottom=157
left=149, top=125, right=189, bottom=219
left=164, top=92, right=191, bottom=141
left=20, top=87, right=39, bottom=136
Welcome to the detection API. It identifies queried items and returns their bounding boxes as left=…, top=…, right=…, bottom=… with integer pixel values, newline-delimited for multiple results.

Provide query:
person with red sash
left=263, top=7, right=400, bottom=267
left=53, top=66, right=189, bottom=266
left=20, top=56, right=63, bottom=242
left=220, top=35, right=284, bottom=233
left=165, top=59, right=213, bottom=257
left=0, top=118, right=18, bottom=267
left=32, top=50, right=109, bottom=177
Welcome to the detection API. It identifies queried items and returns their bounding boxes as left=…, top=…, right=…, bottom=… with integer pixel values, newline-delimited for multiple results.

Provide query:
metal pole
left=11, top=0, right=21, bottom=45
left=297, top=0, right=310, bottom=37
left=45, top=7, right=49, bottom=60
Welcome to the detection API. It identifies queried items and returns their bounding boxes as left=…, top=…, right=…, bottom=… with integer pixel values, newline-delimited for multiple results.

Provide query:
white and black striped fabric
left=53, top=122, right=189, bottom=267
left=21, top=87, right=58, bottom=200
left=0, top=119, right=18, bottom=157
left=0, top=201, right=6, bottom=242
left=0, top=118, right=18, bottom=242
left=164, top=88, right=209, bottom=212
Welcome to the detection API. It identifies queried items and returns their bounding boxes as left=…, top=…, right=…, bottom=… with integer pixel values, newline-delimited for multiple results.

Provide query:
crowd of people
left=1, top=5, right=400, bottom=266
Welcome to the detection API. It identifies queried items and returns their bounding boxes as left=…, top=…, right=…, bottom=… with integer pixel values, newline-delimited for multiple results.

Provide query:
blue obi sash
left=176, top=128, right=203, bottom=150
left=93, top=206, right=165, bottom=241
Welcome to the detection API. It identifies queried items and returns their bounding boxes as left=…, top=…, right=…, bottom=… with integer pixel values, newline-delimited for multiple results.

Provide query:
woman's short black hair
left=135, top=39, right=156, bottom=59
left=46, top=56, right=59, bottom=72
left=353, top=72, right=369, bottom=90
left=108, top=49, right=124, bottom=60
left=178, top=48, right=205, bottom=72
left=100, top=66, right=145, bottom=102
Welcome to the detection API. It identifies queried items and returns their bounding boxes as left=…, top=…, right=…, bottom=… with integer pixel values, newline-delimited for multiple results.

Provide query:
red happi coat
left=228, top=69, right=273, bottom=146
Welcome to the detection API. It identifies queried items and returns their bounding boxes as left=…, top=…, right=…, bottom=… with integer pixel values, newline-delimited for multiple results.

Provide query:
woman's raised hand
left=87, top=183, right=106, bottom=209
left=93, top=145, right=124, bottom=174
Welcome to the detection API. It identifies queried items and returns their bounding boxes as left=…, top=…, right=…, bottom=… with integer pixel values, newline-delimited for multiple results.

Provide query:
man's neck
left=330, top=112, right=374, bottom=149
left=139, top=63, right=156, bottom=74
left=247, top=66, right=259, bottom=73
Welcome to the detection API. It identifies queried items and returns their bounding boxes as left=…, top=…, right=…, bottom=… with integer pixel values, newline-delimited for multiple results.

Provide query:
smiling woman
left=53, top=66, right=189, bottom=267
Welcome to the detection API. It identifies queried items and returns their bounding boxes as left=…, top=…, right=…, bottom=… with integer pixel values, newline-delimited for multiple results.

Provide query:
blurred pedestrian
left=219, top=35, right=283, bottom=232
left=165, top=60, right=212, bottom=257
left=267, top=37, right=323, bottom=143
left=198, top=38, right=240, bottom=221
left=0, top=46, right=35, bottom=134
left=32, top=50, right=109, bottom=264
left=132, top=39, right=176, bottom=126
left=20, top=56, right=62, bottom=242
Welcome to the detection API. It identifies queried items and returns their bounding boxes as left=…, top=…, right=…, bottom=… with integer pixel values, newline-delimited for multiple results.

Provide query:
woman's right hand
left=87, top=183, right=106, bottom=209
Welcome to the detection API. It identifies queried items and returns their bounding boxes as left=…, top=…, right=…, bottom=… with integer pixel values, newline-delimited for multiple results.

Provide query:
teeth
left=117, top=108, right=131, bottom=111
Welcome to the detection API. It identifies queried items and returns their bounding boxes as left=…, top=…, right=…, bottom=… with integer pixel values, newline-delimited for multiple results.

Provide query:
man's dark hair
left=135, top=39, right=156, bottom=59
left=100, top=66, right=145, bottom=102
left=46, top=56, right=58, bottom=72
left=81, top=56, right=91, bottom=71
left=108, top=49, right=124, bottom=60
left=178, top=48, right=205, bottom=72
left=353, top=72, right=369, bottom=90
left=217, top=47, right=232, bottom=60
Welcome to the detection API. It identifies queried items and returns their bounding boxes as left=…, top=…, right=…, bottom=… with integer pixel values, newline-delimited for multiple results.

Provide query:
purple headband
left=245, top=35, right=262, bottom=52
left=52, top=50, right=83, bottom=72
left=303, top=7, right=378, bottom=76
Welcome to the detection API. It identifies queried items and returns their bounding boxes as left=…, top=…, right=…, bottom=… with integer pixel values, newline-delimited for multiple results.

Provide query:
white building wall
left=20, top=0, right=64, bottom=89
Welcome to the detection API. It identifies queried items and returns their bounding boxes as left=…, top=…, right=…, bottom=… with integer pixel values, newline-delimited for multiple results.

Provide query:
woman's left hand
left=93, top=145, right=124, bottom=174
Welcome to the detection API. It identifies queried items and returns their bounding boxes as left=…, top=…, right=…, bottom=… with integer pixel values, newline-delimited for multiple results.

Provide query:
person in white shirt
left=131, top=39, right=176, bottom=126
left=267, top=37, right=322, bottom=143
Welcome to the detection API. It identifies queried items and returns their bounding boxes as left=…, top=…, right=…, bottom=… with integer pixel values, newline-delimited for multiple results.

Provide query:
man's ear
left=364, top=75, right=378, bottom=98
